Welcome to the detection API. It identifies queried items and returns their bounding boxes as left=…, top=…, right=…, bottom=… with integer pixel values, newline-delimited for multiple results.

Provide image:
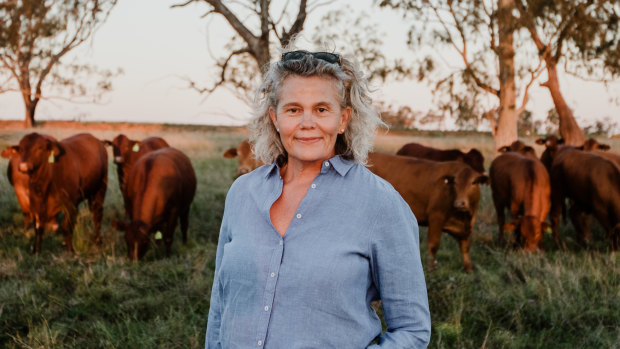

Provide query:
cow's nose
left=19, top=162, right=30, bottom=173
left=454, top=199, right=468, bottom=210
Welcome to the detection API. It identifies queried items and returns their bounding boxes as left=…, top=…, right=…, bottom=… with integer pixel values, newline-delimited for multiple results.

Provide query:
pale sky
left=0, top=0, right=618, bottom=130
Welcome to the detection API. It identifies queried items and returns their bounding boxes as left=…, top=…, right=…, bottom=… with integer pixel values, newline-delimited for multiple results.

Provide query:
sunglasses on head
left=281, top=50, right=341, bottom=65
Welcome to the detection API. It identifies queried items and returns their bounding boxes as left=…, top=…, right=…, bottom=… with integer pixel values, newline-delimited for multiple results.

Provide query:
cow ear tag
left=132, top=143, right=140, bottom=152
left=155, top=231, right=163, bottom=240
left=48, top=152, right=55, bottom=163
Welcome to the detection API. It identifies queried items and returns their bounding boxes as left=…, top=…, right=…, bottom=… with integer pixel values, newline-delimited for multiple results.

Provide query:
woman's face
left=269, top=75, right=351, bottom=165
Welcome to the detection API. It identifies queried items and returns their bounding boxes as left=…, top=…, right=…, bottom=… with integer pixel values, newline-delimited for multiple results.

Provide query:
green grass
left=1, top=126, right=619, bottom=348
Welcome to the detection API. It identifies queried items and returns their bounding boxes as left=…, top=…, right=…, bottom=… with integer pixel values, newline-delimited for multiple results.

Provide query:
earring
left=339, top=129, right=344, bottom=134
left=276, top=128, right=280, bottom=132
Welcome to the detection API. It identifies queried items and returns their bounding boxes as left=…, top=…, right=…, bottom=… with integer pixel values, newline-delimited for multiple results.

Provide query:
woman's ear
left=340, top=106, right=352, bottom=131
left=269, top=106, right=278, bottom=130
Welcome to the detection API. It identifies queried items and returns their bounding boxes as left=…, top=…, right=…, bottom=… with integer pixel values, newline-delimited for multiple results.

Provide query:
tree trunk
left=542, top=64, right=586, bottom=146
left=494, top=0, right=518, bottom=152
left=23, top=99, right=38, bottom=128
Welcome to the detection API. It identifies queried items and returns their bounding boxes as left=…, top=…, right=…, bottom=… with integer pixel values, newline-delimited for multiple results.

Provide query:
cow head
left=503, top=216, right=549, bottom=251
left=498, top=140, right=537, bottom=159
left=223, top=139, right=263, bottom=177
left=17, top=133, right=63, bottom=174
left=464, top=148, right=486, bottom=174
left=579, top=138, right=610, bottom=151
left=443, top=166, right=488, bottom=213
left=113, top=219, right=151, bottom=261
left=104, top=134, right=140, bottom=164
left=536, top=135, right=564, bottom=170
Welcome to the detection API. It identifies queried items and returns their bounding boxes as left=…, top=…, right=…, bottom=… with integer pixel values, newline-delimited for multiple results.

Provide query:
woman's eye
left=317, top=107, right=327, bottom=113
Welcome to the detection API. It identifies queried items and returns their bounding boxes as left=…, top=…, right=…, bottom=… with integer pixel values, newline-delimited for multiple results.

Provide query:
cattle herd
left=223, top=136, right=620, bottom=272
left=2, top=133, right=619, bottom=269
left=2, top=132, right=196, bottom=260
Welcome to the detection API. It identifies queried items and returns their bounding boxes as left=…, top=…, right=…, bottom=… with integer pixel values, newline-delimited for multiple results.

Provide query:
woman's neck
left=280, top=157, right=332, bottom=184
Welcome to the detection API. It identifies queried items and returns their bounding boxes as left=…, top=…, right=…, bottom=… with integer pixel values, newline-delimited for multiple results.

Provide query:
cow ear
left=48, top=140, right=63, bottom=157
left=474, top=174, right=489, bottom=185
left=558, top=138, right=565, bottom=145
left=111, top=220, right=127, bottom=232
left=103, top=140, right=113, bottom=147
left=1, top=145, right=18, bottom=159
left=598, top=143, right=610, bottom=151
left=535, top=138, right=546, bottom=145
left=503, top=221, right=519, bottom=231
left=498, top=146, right=510, bottom=153
left=223, top=147, right=238, bottom=158
left=523, top=146, right=535, bottom=154
left=442, top=175, right=455, bottom=185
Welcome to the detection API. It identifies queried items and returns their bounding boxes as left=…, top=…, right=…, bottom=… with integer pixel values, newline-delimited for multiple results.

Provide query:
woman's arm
left=205, top=191, right=233, bottom=349
left=367, top=190, right=431, bottom=348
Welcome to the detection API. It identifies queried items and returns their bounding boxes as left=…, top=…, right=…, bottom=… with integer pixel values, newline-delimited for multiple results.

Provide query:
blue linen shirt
left=205, top=155, right=430, bottom=348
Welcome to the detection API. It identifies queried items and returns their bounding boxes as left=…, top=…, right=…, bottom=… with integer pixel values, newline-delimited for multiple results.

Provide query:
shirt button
left=258, top=340, right=262, bottom=346
left=279, top=240, right=283, bottom=245
left=264, top=306, right=269, bottom=311
left=270, top=272, right=275, bottom=277
left=324, top=161, right=330, bottom=167
left=311, top=183, right=316, bottom=189
left=296, top=213, right=302, bottom=219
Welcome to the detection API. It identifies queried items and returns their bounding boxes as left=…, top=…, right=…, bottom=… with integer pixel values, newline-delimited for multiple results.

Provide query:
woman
left=205, top=48, right=430, bottom=348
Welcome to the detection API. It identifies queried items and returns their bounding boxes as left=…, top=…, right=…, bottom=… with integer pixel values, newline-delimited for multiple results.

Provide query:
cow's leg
left=493, top=199, right=506, bottom=245
left=33, top=226, right=44, bottom=254
left=611, top=224, right=620, bottom=251
left=549, top=184, right=564, bottom=247
left=569, top=204, right=590, bottom=246
left=164, top=213, right=178, bottom=256
left=457, top=236, right=473, bottom=273
left=179, top=206, right=189, bottom=244
left=88, top=184, right=107, bottom=245
left=61, top=206, right=77, bottom=253
left=509, top=201, right=523, bottom=248
left=426, top=218, right=444, bottom=271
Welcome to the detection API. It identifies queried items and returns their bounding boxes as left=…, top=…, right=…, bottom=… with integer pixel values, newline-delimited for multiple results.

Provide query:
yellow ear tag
left=154, top=231, right=163, bottom=240
left=132, top=143, right=140, bottom=152
left=48, top=152, right=55, bottom=163
left=544, top=226, right=553, bottom=234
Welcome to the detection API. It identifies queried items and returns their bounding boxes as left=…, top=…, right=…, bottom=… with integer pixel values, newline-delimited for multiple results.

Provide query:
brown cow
left=579, top=138, right=611, bottom=151
left=367, top=152, right=488, bottom=272
left=490, top=151, right=551, bottom=250
left=396, top=142, right=486, bottom=174
left=16, top=133, right=108, bottom=253
left=104, top=134, right=169, bottom=216
left=112, top=147, right=196, bottom=260
left=223, top=139, right=264, bottom=177
left=497, top=140, right=538, bottom=159
left=538, top=136, right=620, bottom=249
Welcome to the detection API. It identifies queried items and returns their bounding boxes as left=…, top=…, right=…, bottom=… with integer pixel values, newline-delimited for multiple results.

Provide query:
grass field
left=1, top=123, right=619, bottom=348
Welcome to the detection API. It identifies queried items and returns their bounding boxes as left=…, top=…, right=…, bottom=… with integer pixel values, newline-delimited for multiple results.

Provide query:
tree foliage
left=0, top=0, right=119, bottom=127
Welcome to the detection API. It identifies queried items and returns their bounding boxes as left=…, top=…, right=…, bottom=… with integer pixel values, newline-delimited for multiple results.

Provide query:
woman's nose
left=299, top=111, right=316, bottom=128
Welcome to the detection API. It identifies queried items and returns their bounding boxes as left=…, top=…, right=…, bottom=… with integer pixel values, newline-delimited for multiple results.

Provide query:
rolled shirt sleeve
left=367, top=189, right=431, bottom=348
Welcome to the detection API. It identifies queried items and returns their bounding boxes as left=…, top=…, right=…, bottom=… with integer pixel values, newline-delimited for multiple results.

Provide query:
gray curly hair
left=248, top=47, right=384, bottom=165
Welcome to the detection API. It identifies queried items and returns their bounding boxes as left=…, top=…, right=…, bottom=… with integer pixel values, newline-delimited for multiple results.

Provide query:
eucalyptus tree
left=0, top=0, right=119, bottom=128
left=515, top=0, right=620, bottom=145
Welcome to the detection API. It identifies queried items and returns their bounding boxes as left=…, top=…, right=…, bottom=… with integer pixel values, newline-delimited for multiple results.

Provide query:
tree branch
left=281, top=0, right=307, bottom=47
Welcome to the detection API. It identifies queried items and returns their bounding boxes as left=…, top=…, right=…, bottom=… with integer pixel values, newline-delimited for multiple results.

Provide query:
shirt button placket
left=256, top=239, right=284, bottom=346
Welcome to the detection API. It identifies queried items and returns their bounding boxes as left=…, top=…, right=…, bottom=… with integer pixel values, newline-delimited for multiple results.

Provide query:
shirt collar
left=265, top=154, right=355, bottom=178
